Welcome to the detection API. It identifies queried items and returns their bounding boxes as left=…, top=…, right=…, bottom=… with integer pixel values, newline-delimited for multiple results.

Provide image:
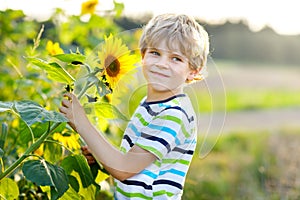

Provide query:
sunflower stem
left=77, top=81, right=93, bottom=100
left=77, top=84, right=88, bottom=100
left=83, top=63, right=92, bottom=74
left=0, top=122, right=61, bottom=180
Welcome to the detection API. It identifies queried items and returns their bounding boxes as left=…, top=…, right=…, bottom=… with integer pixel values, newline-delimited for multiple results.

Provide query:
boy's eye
left=172, top=57, right=182, bottom=62
left=149, top=51, right=160, bottom=56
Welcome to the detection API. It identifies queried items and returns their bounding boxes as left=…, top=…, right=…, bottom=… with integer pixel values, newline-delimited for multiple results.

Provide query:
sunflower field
left=2, top=0, right=300, bottom=199
left=0, top=1, right=142, bottom=199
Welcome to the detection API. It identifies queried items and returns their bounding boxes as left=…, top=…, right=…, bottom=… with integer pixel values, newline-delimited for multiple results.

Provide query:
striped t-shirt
left=114, top=94, right=197, bottom=200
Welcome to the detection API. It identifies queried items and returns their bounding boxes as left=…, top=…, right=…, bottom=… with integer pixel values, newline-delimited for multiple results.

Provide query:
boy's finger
left=87, top=159, right=96, bottom=165
left=81, top=145, right=88, bottom=150
left=81, top=146, right=92, bottom=155
left=82, top=151, right=93, bottom=156
left=85, top=155, right=95, bottom=160
left=59, top=106, right=68, bottom=115
left=61, top=99, right=71, bottom=108
left=63, top=92, right=75, bottom=100
left=81, top=146, right=89, bottom=152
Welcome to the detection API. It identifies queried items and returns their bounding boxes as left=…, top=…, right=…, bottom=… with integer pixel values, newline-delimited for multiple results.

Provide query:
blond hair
left=139, top=13, right=210, bottom=82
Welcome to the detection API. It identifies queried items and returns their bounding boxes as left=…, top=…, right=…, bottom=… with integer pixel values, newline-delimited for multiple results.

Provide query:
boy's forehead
left=149, top=47, right=180, bottom=54
left=149, top=42, right=186, bottom=57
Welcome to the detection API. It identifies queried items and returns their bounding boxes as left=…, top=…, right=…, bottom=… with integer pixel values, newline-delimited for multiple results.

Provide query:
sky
left=1, top=0, right=300, bottom=35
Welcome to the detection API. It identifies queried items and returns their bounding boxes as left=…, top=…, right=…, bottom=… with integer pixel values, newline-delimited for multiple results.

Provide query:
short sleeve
left=135, top=108, right=189, bottom=160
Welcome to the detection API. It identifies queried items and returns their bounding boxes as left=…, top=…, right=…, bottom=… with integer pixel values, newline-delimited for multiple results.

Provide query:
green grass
left=125, top=82, right=300, bottom=114
left=226, top=90, right=300, bottom=111
left=183, top=129, right=300, bottom=200
left=189, top=89, right=300, bottom=113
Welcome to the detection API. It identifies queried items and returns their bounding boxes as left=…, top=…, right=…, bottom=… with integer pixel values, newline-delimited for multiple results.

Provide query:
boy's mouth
left=150, top=70, right=169, bottom=78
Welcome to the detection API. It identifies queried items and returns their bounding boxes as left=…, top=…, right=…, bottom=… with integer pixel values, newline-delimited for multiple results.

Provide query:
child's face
left=142, top=42, right=196, bottom=96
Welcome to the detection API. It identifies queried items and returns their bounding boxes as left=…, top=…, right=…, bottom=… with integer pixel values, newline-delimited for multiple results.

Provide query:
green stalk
left=77, top=81, right=94, bottom=100
left=77, top=82, right=90, bottom=100
left=0, top=122, right=61, bottom=180
left=77, top=67, right=102, bottom=100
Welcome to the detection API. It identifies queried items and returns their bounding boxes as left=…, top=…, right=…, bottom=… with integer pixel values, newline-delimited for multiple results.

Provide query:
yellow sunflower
left=34, top=143, right=44, bottom=156
left=46, top=40, right=64, bottom=56
left=81, top=0, right=98, bottom=15
left=52, top=132, right=81, bottom=150
left=98, top=34, right=138, bottom=90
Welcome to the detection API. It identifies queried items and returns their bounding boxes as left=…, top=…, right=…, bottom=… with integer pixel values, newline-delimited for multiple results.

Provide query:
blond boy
left=60, top=13, right=209, bottom=199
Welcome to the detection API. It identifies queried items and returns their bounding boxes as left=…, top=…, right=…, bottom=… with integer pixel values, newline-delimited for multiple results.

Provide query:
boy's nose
left=156, top=56, right=169, bottom=68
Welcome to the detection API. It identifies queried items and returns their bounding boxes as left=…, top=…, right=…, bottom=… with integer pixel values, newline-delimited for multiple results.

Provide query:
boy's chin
left=149, top=83, right=176, bottom=93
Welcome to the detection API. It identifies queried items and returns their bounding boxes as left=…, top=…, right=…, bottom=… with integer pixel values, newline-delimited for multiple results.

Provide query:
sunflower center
left=87, top=2, right=97, bottom=10
left=105, top=55, right=120, bottom=77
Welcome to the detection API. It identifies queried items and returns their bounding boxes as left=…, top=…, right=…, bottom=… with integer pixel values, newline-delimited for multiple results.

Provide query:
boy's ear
left=187, top=69, right=200, bottom=81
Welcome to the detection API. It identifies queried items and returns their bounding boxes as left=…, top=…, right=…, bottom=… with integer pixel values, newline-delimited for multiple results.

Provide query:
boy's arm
left=59, top=93, right=156, bottom=181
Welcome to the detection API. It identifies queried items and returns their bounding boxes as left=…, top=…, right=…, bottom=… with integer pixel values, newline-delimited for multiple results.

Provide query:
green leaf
left=77, top=183, right=99, bottom=200
left=113, top=0, right=124, bottom=17
left=67, top=175, right=80, bottom=193
left=0, top=178, right=20, bottom=200
left=19, top=120, right=33, bottom=144
left=58, top=186, right=82, bottom=200
left=44, top=142, right=63, bottom=164
left=14, top=100, right=68, bottom=126
left=61, top=155, right=94, bottom=188
left=53, top=53, right=86, bottom=64
left=90, top=162, right=102, bottom=180
left=0, top=100, right=68, bottom=126
left=95, top=79, right=111, bottom=97
left=22, top=160, right=69, bottom=199
left=32, top=122, right=53, bottom=138
left=26, top=57, right=75, bottom=84
left=0, top=148, right=4, bottom=158
left=0, top=122, right=8, bottom=149
left=0, top=123, right=8, bottom=158
left=84, top=102, right=129, bottom=121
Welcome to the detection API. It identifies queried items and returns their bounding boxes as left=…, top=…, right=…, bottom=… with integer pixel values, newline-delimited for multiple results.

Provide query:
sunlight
left=0, top=0, right=299, bottom=35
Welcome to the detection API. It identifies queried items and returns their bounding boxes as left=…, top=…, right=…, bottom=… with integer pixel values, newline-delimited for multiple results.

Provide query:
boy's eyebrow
left=172, top=52, right=186, bottom=58
left=147, top=47, right=187, bottom=59
left=147, top=47, right=158, bottom=51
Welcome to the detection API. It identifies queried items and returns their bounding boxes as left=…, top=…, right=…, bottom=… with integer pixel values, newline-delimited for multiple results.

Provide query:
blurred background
left=1, top=0, right=300, bottom=199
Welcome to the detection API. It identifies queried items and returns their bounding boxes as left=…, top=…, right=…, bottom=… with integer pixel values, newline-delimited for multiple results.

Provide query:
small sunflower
left=98, top=34, right=138, bottom=90
left=46, top=40, right=64, bottom=56
left=81, top=0, right=98, bottom=15
left=53, top=132, right=81, bottom=150
left=34, top=143, right=44, bottom=156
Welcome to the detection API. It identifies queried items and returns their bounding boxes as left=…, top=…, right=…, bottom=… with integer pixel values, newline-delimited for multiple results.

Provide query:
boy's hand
left=59, top=93, right=89, bottom=132
left=81, top=146, right=96, bottom=165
